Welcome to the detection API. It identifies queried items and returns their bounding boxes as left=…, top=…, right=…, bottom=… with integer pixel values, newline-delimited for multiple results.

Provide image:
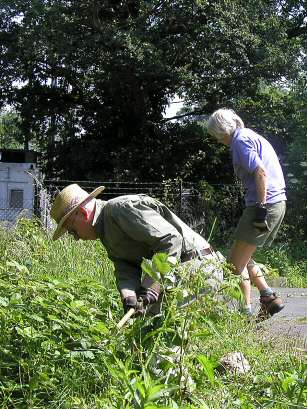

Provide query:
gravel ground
left=252, top=288, right=307, bottom=350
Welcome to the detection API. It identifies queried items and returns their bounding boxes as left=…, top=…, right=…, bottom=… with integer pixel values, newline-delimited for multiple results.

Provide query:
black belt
left=181, top=246, right=215, bottom=262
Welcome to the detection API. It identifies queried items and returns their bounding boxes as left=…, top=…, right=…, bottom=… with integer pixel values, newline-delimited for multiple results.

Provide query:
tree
left=0, top=110, right=23, bottom=149
left=229, top=73, right=307, bottom=241
left=284, top=74, right=307, bottom=241
left=286, top=76, right=307, bottom=180
left=0, top=0, right=306, bottom=180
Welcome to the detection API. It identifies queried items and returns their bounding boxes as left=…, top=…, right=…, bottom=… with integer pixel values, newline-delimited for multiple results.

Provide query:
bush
left=0, top=219, right=305, bottom=408
left=255, top=244, right=307, bottom=287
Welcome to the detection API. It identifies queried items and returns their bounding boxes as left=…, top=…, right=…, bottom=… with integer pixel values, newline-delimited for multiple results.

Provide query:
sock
left=244, top=304, right=252, bottom=315
left=260, top=288, right=274, bottom=297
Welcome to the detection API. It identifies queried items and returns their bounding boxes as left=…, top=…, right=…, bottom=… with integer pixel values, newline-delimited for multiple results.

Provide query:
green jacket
left=93, top=194, right=209, bottom=296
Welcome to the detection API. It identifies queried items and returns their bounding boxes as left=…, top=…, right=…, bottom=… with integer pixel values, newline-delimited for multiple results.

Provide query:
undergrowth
left=217, top=243, right=307, bottom=288
left=255, top=244, right=307, bottom=287
left=0, top=219, right=305, bottom=408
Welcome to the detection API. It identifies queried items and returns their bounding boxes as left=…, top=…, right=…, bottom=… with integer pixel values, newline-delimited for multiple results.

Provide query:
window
left=10, top=189, right=23, bottom=208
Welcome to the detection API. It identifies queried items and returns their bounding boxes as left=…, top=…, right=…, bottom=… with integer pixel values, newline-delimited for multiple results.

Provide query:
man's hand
left=122, top=295, right=145, bottom=316
left=138, top=282, right=160, bottom=306
left=253, top=205, right=269, bottom=232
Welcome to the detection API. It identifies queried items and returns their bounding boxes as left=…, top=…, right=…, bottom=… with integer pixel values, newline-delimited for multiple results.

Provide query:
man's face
left=64, top=208, right=96, bottom=241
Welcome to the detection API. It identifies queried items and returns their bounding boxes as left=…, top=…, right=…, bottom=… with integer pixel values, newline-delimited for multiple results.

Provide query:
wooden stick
left=116, top=308, right=136, bottom=329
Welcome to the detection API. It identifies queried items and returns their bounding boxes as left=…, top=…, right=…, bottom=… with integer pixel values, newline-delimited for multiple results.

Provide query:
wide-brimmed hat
left=50, top=183, right=105, bottom=240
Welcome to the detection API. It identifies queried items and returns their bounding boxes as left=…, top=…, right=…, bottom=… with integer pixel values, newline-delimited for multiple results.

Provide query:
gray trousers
left=144, top=250, right=225, bottom=314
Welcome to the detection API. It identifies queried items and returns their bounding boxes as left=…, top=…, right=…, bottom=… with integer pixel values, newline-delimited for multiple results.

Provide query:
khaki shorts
left=234, top=201, right=286, bottom=247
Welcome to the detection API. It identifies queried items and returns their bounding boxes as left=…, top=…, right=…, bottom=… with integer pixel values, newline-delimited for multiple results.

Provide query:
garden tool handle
left=116, top=308, right=135, bottom=329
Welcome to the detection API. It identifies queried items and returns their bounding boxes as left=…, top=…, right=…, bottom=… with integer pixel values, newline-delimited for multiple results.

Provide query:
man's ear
left=79, top=206, right=91, bottom=221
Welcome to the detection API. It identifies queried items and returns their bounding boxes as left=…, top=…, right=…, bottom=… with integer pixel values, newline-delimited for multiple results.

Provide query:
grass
left=216, top=243, right=307, bottom=288
left=0, top=218, right=306, bottom=408
left=254, top=244, right=307, bottom=288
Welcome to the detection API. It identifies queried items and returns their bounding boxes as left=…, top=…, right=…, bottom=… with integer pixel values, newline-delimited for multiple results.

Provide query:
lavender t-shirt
left=230, top=128, right=286, bottom=206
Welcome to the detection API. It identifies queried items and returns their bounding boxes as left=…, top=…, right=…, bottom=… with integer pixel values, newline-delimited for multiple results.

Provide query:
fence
left=43, top=179, right=245, bottom=245
left=42, top=179, right=307, bottom=245
left=0, top=198, right=35, bottom=224
left=1, top=178, right=304, bottom=246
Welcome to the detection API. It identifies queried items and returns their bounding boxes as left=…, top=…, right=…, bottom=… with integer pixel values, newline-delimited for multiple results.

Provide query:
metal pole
left=179, top=179, right=183, bottom=217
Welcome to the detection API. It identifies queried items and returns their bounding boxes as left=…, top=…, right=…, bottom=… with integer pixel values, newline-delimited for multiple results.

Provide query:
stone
left=219, top=352, right=251, bottom=375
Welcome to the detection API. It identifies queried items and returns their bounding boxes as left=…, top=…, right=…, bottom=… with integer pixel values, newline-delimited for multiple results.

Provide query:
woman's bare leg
left=228, top=239, right=257, bottom=306
left=247, top=261, right=269, bottom=291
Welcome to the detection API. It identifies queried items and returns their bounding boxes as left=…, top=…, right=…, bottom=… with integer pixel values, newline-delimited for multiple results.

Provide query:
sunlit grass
left=0, top=218, right=305, bottom=408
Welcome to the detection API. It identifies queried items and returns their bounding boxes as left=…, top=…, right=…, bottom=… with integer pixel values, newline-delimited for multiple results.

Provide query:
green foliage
left=255, top=244, right=307, bottom=287
left=234, top=83, right=296, bottom=146
left=233, top=75, right=307, bottom=243
left=177, top=181, right=244, bottom=246
left=0, top=1, right=305, bottom=180
left=283, top=74, right=307, bottom=240
left=0, top=219, right=305, bottom=408
left=0, top=110, right=23, bottom=149
left=256, top=360, right=307, bottom=408
left=141, top=253, right=177, bottom=283
left=197, top=355, right=218, bottom=387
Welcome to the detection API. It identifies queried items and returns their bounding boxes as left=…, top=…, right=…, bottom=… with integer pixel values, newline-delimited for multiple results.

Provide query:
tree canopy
left=0, top=110, right=23, bottom=149
left=0, top=0, right=306, bottom=181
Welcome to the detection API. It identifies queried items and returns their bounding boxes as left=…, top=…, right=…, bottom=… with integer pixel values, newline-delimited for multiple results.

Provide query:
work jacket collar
left=93, top=199, right=107, bottom=236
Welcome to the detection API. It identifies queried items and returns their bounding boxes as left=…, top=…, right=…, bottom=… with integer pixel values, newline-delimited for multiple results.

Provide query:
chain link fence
left=1, top=178, right=304, bottom=246
left=42, top=179, right=307, bottom=245
left=0, top=198, right=35, bottom=224
left=43, top=179, right=245, bottom=245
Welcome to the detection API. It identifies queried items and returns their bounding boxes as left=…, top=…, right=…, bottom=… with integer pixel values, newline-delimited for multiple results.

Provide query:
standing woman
left=207, top=108, right=286, bottom=319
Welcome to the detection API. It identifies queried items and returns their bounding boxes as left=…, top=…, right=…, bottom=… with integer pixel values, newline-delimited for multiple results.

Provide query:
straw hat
left=50, top=184, right=105, bottom=240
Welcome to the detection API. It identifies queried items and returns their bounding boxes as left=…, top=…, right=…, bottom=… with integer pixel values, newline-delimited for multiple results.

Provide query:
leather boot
left=257, top=293, right=284, bottom=321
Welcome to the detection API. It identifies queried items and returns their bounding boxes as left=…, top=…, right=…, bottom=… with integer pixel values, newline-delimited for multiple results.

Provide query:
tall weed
left=255, top=244, right=307, bottom=287
left=0, top=219, right=305, bottom=408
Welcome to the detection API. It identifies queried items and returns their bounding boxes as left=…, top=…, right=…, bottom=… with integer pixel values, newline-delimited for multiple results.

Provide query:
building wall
left=0, top=162, right=37, bottom=222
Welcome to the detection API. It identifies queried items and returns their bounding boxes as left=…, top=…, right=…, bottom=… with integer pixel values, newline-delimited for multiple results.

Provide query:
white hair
left=207, top=108, right=245, bottom=141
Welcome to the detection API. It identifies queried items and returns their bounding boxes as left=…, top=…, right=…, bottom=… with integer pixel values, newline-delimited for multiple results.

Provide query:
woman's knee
left=228, top=240, right=257, bottom=273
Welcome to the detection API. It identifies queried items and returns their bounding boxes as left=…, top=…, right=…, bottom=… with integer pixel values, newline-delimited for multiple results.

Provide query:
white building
left=0, top=149, right=39, bottom=223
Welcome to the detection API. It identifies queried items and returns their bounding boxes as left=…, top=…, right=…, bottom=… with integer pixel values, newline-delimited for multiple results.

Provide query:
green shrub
left=0, top=219, right=305, bottom=408
left=255, top=244, right=307, bottom=287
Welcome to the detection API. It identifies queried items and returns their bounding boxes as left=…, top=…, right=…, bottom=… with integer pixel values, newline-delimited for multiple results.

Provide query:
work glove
left=122, top=295, right=145, bottom=316
left=253, top=205, right=269, bottom=232
left=138, top=282, right=161, bottom=306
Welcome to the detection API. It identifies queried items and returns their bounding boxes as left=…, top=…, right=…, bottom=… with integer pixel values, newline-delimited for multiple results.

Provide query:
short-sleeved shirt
left=230, top=128, right=287, bottom=206
left=92, top=195, right=209, bottom=294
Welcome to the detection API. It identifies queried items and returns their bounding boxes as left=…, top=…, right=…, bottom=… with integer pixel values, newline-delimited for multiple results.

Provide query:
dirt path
left=253, top=288, right=307, bottom=350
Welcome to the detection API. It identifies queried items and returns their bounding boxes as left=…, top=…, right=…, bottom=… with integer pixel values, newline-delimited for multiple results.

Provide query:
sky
left=163, top=96, right=184, bottom=119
